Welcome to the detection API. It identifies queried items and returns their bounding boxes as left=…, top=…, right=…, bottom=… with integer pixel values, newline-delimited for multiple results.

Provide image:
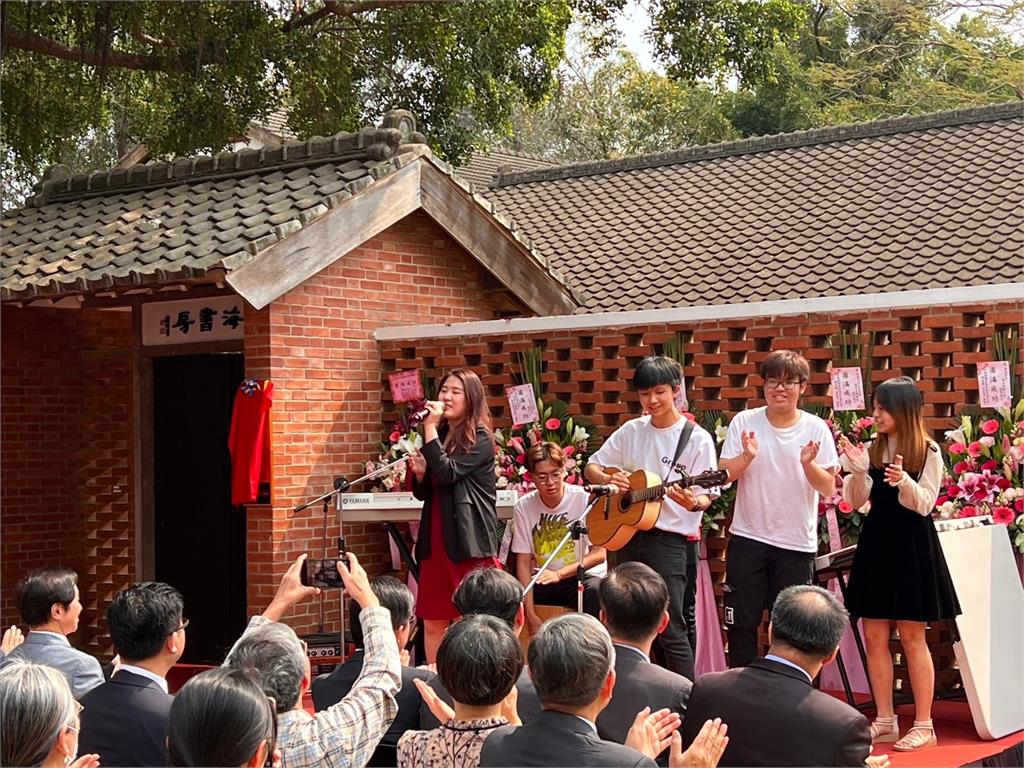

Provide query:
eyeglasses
left=764, top=378, right=804, bottom=390
left=168, top=618, right=190, bottom=636
left=532, top=472, right=563, bottom=485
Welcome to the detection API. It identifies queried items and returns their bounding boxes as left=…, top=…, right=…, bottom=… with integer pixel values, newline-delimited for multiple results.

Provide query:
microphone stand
left=523, top=490, right=607, bottom=614
left=292, top=454, right=413, bottom=653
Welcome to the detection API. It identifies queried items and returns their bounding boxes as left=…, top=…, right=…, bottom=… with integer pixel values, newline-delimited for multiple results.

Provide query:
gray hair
left=770, top=584, right=849, bottom=659
left=528, top=613, right=615, bottom=707
left=0, top=661, right=77, bottom=767
left=225, top=622, right=306, bottom=713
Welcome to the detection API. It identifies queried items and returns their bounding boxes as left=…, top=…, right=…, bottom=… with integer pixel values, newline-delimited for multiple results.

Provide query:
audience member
left=0, top=567, right=104, bottom=699
left=313, top=575, right=430, bottom=767
left=597, top=562, right=692, bottom=758
left=225, top=552, right=401, bottom=768
left=167, top=666, right=278, bottom=768
left=480, top=613, right=685, bottom=768
left=421, top=567, right=541, bottom=728
left=78, top=581, right=185, bottom=766
left=399, top=615, right=522, bottom=768
left=683, top=584, right=873, bottom=767
left=0, top=660, right=100, bottom=768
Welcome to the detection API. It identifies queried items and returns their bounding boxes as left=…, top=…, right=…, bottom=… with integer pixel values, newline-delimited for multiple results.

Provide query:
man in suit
left=420, top=567, right=543, bottom=727
left=312, top=575, right=429, bottom=767
left=480, top=613, right=660, bottom=767
left=78, top=581, right=185, bottom=767
left=682, top=584, right=872, bottom=767
left=597, top=562, right=692, bottom=757
left=0, top=566, right=104, bottom=699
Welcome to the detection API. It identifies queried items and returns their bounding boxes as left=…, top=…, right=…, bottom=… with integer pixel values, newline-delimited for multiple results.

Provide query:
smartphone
left=300, top=557, right=348, bottom=589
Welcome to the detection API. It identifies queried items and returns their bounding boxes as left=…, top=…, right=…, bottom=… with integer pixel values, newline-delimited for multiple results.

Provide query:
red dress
left=416, top=493, right=500, bottom=620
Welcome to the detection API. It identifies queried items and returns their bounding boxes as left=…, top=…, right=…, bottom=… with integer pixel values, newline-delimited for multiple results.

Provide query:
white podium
left=937, top=521, right=1024, bottom=740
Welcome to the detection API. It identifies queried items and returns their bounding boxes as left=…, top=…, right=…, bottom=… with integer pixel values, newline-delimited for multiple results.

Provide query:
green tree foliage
left=506, top=50, right=738, bottom=161
left=1, top=0, right=581, bottom=200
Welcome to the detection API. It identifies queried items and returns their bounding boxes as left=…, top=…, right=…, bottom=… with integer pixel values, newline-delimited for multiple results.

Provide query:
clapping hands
left=624, top=707, right=682, bottom=760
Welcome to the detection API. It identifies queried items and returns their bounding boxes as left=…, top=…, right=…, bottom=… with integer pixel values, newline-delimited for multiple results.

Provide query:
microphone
left=584, top=483, right=621, bottom=496
left=409, top=406, right=430, bottom=423
left=333, top=476, right=351, bottom=492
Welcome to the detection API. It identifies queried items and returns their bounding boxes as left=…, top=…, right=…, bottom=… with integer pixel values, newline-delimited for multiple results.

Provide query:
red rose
left=545, top=418, right=561, bottom=430
left=982, top=419, right=1000, bottom=435
left=389, top=431, right=401, bottom=443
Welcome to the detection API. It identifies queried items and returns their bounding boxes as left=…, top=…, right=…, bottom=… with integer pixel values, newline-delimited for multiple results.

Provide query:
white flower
left=945, top=426, right=966, bottom=445
left=715, top=424, right=728, bottom=444
left=397, top=433, right=423, bottom=455
left=979, top=436, right=995, bottom=448
left=572, top=426, right=588, bottom=443
left=496, top=476, right=509, bottom=489
left=937, top=501, right=956, bottom=519
left=494, top=429, right=505, bottom=443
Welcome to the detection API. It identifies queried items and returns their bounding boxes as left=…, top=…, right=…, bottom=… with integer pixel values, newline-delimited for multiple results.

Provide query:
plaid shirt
left=237, top=607, right=401, bottom=768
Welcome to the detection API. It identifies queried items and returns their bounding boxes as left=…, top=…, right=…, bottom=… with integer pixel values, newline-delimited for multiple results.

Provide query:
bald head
left=769, top=585, right=848, bottom=661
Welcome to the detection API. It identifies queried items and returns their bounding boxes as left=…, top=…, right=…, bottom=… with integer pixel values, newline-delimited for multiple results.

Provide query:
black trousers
left=619, top=528, right=694, bottom=680
left=723, top=533, right=814, bottom=668
left=682, top=538, right=699, bottom=656
left=532, top=572, right=603, bottom=616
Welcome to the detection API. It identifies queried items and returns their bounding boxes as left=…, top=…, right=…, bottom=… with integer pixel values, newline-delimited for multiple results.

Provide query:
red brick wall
left=1, top=305, right=134, bottom=655
left=244, top=210, right=522, bottom=633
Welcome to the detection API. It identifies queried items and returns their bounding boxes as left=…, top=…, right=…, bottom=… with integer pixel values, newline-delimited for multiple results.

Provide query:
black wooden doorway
left=153, top=353, right=247, bottom=664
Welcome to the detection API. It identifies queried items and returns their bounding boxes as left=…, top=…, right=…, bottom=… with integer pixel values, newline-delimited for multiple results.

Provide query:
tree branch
left=283, top=0, right=446, bottom=31
left=2, top=27, right=179, bottom=72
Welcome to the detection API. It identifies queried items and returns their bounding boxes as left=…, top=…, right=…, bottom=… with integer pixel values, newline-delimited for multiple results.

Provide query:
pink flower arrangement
left=982, top=419, right=1001, bottom=435
left=494, top=402, right=599, bottom=492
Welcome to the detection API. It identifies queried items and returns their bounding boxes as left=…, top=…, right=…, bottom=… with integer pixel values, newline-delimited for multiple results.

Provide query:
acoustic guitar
left=588, top=468, right=729, bottom=551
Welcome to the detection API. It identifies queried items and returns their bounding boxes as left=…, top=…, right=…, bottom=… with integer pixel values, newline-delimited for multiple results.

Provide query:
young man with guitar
left=585, top=356, right=721, bottom=680
left=718, top=350, right=839, bottom=668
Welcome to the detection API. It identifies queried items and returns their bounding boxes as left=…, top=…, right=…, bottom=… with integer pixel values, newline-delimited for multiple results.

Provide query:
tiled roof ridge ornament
left=28, top=108, right=431, bottom=208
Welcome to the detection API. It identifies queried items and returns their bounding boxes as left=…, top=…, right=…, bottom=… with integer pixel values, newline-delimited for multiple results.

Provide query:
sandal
left=869, top=716, right=899, bottom=744
left=893, top=721, right=937, bottom=751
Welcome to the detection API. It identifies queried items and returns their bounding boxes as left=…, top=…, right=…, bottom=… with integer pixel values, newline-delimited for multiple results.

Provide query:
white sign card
left=506, top=383, right=540, bottom=426
left=978, top=361, right=1012, bottom=409
left=142, top=296, right=245, bottom=346
left=388, top=370, right=424, bottom=404
left=830, top=367, right=865, bottom=411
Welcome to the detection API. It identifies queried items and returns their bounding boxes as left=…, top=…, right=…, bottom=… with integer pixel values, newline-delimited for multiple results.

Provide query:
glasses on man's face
left=404, top=616, right=418, bottom=633
left=168, top=618, right=190, bottom=636
left=764, top=378, right=803, bottom=391
left=532, top=472, right=562, bottom=485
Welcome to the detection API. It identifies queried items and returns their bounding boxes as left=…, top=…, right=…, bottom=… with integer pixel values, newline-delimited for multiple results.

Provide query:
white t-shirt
left=587, top=415, right=720, bottom=537
left=511, top=484, right=607, bottom=576
left=722, top=407, right=839, bottom=553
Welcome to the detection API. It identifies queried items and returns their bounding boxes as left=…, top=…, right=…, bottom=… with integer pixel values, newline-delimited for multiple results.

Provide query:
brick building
left=2, top=102, right=1021, bottom=668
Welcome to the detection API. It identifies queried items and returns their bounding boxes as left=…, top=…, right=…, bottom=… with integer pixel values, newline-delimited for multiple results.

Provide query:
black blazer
left=682, top=658, right=871, bottom=767
left=597, top=645, right=691, bottom=752
left=312, top=651, right=431, bottom=751
left=419, top=666, right=541, bottom=729
left=480, top=709, right=657, bottom=767
left=413, top=425, right=497, bottom=562
left=78, top=669, right=173, bottom=767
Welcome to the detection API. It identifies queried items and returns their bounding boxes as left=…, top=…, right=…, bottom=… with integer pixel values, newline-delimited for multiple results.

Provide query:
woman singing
left=410, top=369, right=499, bottom=662
left=839, top=376, right=960, bottom=752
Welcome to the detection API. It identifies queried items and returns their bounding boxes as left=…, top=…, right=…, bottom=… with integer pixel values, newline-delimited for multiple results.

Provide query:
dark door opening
left=153, top=353, right=246, bottom=664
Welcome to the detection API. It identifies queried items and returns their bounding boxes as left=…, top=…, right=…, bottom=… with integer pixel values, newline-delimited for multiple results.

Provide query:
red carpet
left=827, top=696, right=1023, bottom=768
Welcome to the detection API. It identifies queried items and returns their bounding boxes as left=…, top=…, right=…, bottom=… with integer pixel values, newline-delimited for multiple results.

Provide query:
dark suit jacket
left=682, top=658, right=871, bottom=767
left=419, top=666, right=541, bottom=729
left=312, top=651, right=430, bottom=750
left=78, top=669, right=173, bottom=767
left=412, top=426, right=497, bottom=562
left=480, top=709, right=657, bottom=767
left=597, top=645, right=691, bottom=749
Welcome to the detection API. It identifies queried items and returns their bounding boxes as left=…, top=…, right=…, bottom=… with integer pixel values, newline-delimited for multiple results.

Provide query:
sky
left=615, top=0, right=662, bottom=72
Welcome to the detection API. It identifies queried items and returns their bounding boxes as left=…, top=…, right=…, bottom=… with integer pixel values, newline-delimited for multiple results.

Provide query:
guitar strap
left=665, top=418, right=695, bottom=483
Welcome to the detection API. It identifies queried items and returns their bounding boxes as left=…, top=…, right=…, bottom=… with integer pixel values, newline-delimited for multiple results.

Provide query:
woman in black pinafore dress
left=839, top=376, right=959, bottom=753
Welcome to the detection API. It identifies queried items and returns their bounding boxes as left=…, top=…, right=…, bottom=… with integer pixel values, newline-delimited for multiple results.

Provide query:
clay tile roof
left=1, top=111, right=574, bottom=306
left=485, top=101, right=1024, bottom=313
left=456, top=149, right=560, bottom=189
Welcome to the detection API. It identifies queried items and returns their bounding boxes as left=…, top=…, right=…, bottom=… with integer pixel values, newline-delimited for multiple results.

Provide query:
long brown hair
left=869, top=376, right=930, bottom=473
left=441, top=368, right=492, bottom=455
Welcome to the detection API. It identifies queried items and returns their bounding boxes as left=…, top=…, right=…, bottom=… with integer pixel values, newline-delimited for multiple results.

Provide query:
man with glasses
left=513, top=442, right=607, bottom=632
left=719, top=350, right=839, bottom=668
left=79, top=582, right=186, bottom=766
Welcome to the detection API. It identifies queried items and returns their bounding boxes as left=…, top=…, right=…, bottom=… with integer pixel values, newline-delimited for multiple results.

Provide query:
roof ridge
left=492, top=100, right=1024, bottom=187
left=474, top=147, right=561, bottom=165
left=29, top=109, right=429, bottom=207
